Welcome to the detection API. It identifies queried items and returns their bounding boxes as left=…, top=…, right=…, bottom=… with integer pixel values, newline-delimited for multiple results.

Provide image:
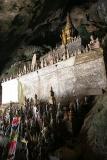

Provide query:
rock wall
left=80, top=92, right=107, bottom=160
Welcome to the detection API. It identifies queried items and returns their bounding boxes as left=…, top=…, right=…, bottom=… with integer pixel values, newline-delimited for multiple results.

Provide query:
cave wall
left=1, top=0, right=107, bottom=74
left=80, top=92, right=107, bottom=160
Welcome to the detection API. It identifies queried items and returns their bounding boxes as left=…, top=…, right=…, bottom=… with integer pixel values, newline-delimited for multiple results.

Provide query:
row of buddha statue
left=2, top=35, right=101, bottom=83
left=2, top=12, right=101, bottom=82
left=23, top=87, right=56, bottom=107
left=1, top=87, right=90, bottom=156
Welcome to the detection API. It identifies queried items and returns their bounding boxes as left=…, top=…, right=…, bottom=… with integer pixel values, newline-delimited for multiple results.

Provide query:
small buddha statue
left=93, top=38, right=100, bottom=49
left=89, top=35, right=100, bottom=50
left=69, top=104, right=75, bottom=122
left=60, top=29, right=67, bottom=45
left=34, top=94, right=40, bottom=106
left=31, top=54, right=37, bottom=71
left=78, top=49, right=82, bottom=54
left=62, top=52, right=66, bottom=60
left=24, top=65, right=27, bottom=74
left=67, top=48, right=70, bottom=59
left=43, top=58, right=46, bottom=67
left=41, top=59, right=44, bottom=68
left=49, top=87, right=56, bottom=106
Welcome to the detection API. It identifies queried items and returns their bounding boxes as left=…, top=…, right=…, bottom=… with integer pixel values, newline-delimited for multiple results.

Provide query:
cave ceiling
left=0, top=0, right=107, bottom=74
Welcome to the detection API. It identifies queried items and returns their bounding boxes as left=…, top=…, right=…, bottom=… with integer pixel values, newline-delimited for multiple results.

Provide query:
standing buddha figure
left=61, top=12, right=73, bottom=45
left=49, top=87, right=56, bottom=106
left=61, top=29, right=67, bottom=45
left=64, top=12, right=73, bottom=43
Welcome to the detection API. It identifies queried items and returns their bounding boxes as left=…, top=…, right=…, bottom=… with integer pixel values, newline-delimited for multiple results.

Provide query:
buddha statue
left=34, top=94, right=39, bottom=106
left=61, top=29, right=67, bottom=45
left=89, top=36, right=100, bottom=50
left=40, top=59, right=44, bottom=68
left=31, top=54, right=37, bottom=71
left=24, top=64, right=27, bottom=74
left=61, top=13, right=73, bottom=45
left=49, top=87, right=56, bottom=106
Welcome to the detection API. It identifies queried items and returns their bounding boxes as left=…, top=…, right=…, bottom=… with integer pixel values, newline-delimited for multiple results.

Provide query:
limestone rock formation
left=0, top=0, right=107, bottom=75
left=80, top=93, right=107, bottom=160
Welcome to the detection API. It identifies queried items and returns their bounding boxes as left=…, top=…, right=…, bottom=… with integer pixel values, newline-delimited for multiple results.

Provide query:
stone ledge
left=75, top=49, right=103, bottom=65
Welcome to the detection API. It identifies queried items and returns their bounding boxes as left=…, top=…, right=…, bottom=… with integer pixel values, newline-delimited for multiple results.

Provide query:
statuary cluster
left=2, top=13, right=101, bottom=83
left=0, top=87, right=91, bottom=160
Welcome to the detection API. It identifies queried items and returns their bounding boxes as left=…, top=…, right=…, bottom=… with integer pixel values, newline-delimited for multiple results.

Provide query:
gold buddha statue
left=61, top=12, right=73, bottom=45
left=61, top=29, right=67, bottom=45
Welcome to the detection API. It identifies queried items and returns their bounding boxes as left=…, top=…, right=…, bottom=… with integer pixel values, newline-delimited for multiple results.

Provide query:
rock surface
left=0, top=0, right=107, bottom=74
left=80, top=92, right=107, bottom=160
